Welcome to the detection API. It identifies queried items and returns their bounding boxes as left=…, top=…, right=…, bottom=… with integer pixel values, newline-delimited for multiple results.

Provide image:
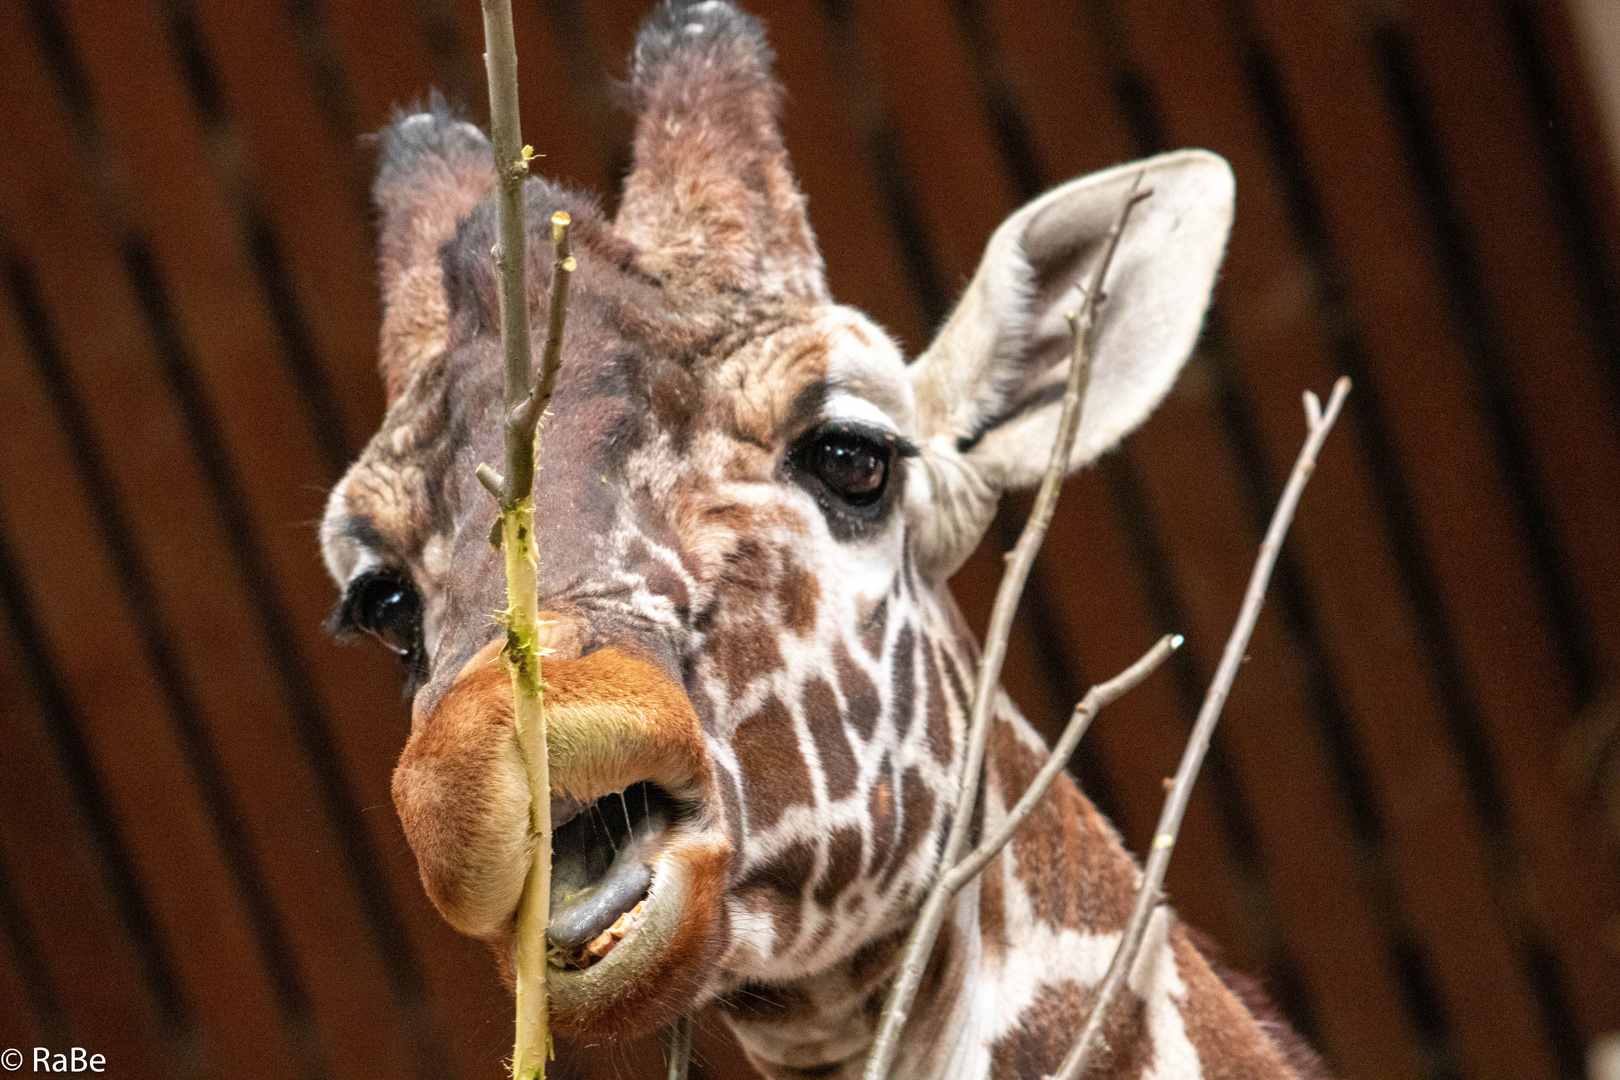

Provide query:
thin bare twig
left=941, top=634, right=1181, bottom=895
left=861, top=176, right=1150, bottom=1080
left=481, top=0, right=530, bottom=508
left=1049, top=376, right=1351, bottom=1080
left=666, top=1014, right=693, bottom=1080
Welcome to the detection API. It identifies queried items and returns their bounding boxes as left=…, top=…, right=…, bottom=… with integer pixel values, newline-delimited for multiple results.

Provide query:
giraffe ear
left=373, top=96, right=495, bottom=404
left=907, top=150, right=1234, bottom=577
left=615, top=0, right=827, bottom=303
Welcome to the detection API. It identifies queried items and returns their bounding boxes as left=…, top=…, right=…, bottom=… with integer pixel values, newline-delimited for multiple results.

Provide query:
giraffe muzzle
left=392, top=634, right=732, bottom=1038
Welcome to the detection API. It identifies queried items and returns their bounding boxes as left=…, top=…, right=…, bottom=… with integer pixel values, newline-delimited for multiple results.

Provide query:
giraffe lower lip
left=547, top=782, right=673, bottom=958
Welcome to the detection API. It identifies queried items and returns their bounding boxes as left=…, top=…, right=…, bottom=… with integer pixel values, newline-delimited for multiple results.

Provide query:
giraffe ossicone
left=320, top=3, right=1326, bottom=1076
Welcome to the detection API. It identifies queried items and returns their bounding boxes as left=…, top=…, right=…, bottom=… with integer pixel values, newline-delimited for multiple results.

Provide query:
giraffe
left=319, top=2, right=1327, bottom=1077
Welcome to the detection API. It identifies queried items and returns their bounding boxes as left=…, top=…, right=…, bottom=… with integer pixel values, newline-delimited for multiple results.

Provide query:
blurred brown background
left=2, top=0, right=1620, bottom=1078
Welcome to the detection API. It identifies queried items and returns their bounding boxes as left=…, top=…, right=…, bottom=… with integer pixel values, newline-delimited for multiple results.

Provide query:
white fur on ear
left=907, top=150, right=1235, bottom=577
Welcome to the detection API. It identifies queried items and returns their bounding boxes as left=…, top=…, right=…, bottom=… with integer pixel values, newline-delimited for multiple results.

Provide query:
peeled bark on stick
left=473, top=2, right=575, bottom=1076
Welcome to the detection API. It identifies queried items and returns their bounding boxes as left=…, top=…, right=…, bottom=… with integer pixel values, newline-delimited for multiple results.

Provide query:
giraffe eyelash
left=806, top=420, right=919, bottom=459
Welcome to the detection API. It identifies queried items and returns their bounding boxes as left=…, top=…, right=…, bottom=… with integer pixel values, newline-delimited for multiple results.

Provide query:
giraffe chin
left=545, top=827, right=731, bottom=1041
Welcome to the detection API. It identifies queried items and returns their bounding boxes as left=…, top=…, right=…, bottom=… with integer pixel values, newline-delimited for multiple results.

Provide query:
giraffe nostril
left=547, top=782, right=679, bottom=959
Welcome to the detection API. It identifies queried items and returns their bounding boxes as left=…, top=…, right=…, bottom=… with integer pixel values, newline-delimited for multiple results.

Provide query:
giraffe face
left=321, top=0, right=1233, bottom=1045
left=322, top=226, right=956, bottom=1036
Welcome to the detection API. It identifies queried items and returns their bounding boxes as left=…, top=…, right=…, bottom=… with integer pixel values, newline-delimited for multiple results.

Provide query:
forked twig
left=475, top=2, right=575, bottom=1077
left=1048, top=377, right=1351, bottom=1080
left=941, top=633, right=1180, bottom=895
left=861, top=176, right=1151, bottom=1080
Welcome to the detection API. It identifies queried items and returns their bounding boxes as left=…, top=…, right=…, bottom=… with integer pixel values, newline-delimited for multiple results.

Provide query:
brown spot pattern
left=990, top=980, right=1152, bottom=1080
left=991, top=720, right=1136, bottom=932
left=815, top=827, right=864, bottom=908
left=1171, top=929, right=1306, bottom=1080
left=804, top=677, right=857, bottom=801
left=881, top=766, right=936, bottom=891
left=709, top=609, right=785, bottom=700
left=978, top=847, right=1007, bottom=963
left=776, top=558, right=820, bottom=635
left=643, top=558, right=691, bottom=615
left=734, top=695, right=813, bottom=833
left=835, top=642, right=881, bottom=741
left=734, top=840, right=818, bottom=954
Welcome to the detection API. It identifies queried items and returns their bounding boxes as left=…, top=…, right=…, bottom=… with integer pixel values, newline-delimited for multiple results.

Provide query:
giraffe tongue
left=548, top=858, right=651, bottom=951
left=546, top=782, right=672, bottom=953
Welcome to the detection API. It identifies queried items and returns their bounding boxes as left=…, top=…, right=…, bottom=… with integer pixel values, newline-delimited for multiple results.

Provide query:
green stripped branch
left=474, top=2, right=575, bottom=1078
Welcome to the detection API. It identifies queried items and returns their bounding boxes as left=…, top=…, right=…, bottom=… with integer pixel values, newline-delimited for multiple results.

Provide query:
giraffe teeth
left=551, top=900, right=646, bottom=970
left=547, top=781, right=674, bottom=960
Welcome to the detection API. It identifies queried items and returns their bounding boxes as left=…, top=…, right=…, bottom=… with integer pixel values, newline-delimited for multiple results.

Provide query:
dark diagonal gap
left=945, top=0, right=1043, bottom=201
left=1080, top=0, right=1171, bottom=157
left=0, top=843, right=70, bottom=1049
left=1224, top=0, right=1570, bottom=1070
left=816, top=0, right=952, bottom=328
left=279, top=0, right=378, bottom=226
left=162, top=0, right=355, bottom=479
left=1077, top=0, right=1323, bottom=1045
left=1227, top=0, right=1504, bottom=850
left=0, top=526, right=199, bottom=1079
left=535, top=0, right=636, bottom=196
left=1373, top=17, right=1594, bottom=706
left=407, top=0, right=473, bottom=110
left=1371, top=26, right=1589, bottom=1072
left=280, top=0, right=362, bottom=157
left=5, top=255, right=326, bottom=1080
left=19, top=3, right=453, bottom=1074
left=1201, top=313, right=1458, bottom=1080
left=118, top=240, right=456, bottom=1080
left=983, top=504, right=1123, bottom=830
left=1519, top=930, right=1587, bottom=1080
left=1500, top=0, right=1620, bottom=413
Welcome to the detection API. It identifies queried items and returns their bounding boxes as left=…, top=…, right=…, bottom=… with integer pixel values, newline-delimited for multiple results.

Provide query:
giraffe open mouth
left=546, top=781, right=676, bottom=969
left=542, top=765, right=731, bottom=1038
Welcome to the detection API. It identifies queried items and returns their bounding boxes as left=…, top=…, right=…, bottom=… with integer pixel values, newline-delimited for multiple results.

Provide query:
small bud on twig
left=477, top=463, right=506, bottom=501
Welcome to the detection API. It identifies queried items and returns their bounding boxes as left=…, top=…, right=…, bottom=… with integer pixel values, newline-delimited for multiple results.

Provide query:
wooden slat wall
left=0, top=2, right=1617, bottom=1079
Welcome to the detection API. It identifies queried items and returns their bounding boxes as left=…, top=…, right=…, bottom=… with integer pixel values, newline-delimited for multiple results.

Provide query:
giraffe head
left=320, top=0, right=1232, bottom=1045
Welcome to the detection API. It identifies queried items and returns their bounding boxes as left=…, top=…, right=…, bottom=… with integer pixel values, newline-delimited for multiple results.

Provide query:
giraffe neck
left=719, top=700, right=1316, bottom=1080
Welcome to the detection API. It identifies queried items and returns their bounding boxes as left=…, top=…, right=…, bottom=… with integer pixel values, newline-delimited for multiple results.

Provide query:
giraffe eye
left=797, top=425, right=894, bottom=507
left=341, top=570, right=423, bottom=659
